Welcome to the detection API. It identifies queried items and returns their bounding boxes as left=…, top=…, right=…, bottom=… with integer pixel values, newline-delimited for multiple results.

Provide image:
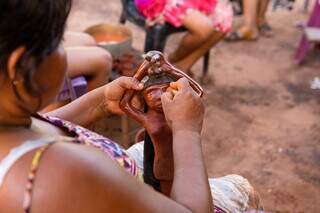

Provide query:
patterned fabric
left=214, top=206, right=226, bottom=213
left=135, top=0, right=166, bottom=21
left=40, top=114, right=141, bottom=180
left=23, top=144, right=52, bottom=213
left=208, top=1, right=233, bottom=33
left=135, top=0, right=233, bottom=32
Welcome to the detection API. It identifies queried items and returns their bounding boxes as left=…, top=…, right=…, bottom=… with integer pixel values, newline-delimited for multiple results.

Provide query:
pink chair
left=294, top=0, right=320, bottom=64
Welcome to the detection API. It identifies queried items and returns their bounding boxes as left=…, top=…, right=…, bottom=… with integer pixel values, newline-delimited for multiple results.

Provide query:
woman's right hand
left=161, top=78, right=204, bottom=133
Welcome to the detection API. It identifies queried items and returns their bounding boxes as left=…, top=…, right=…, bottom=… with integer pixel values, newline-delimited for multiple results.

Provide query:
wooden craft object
left=120, top=51, right=203, bottom=195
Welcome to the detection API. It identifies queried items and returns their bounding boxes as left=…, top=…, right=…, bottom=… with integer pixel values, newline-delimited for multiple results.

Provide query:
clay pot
left=85, top=23, right=132, bottom=58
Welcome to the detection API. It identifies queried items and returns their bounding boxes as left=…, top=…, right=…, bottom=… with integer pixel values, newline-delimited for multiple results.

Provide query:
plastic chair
left=119, top=0, right=210, bottom=80
left=57, top=76, right=87, bottom=102
left=294, top=0, right=320, bottom=64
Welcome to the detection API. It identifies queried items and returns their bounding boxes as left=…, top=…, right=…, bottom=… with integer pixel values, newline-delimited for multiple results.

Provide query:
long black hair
left=0, top=0, right=72, bottom=97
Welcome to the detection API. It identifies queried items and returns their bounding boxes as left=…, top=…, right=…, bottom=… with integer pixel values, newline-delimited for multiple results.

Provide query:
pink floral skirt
left=164, top=0, right=233, bottom=32
left=135, top=0, right=233, bottom=33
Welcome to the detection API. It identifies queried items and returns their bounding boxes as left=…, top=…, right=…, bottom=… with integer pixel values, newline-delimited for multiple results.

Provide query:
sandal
left=258, top=23, right=273, bottom=37
left=225, top=30, right=258, bottom=42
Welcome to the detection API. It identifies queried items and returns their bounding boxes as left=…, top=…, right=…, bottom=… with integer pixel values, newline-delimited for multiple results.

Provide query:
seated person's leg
left=173, top=2, right=232, bottom=72
left=169, top=10, right=214, bottom=65
left=43, top=32, right=112, bottom=113
left=66, top=46, right=112, bottom=91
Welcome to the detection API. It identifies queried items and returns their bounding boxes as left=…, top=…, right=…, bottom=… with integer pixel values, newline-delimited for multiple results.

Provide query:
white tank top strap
left=0, top=138, right=56, bottom=189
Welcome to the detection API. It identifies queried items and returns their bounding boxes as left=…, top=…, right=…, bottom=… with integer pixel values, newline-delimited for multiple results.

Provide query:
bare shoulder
left=33, top=142, right=129, bottom=212
left=32, top=142, right=188, bottom=213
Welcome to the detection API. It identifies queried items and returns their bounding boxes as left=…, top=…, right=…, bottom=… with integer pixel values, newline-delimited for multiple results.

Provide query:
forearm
left=46, top=86, right=107, bottom=127
left=170, top=131, right=213, bottom=213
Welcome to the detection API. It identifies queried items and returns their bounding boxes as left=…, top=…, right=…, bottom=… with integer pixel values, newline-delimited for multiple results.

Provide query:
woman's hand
left=46, top=77, right=143, bottom=130
left=161, top=78, right=204, bottom=133
left=162, top=78, right=212, bottom=213
left=103, top=77, right=144, bottom=115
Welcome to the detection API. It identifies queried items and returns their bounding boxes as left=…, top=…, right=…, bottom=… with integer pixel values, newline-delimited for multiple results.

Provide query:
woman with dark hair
left=0, top=0, right=261, bottom=212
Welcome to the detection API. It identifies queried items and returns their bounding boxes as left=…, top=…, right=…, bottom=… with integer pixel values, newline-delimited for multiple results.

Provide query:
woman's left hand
left=103, top=77, right=144, bottom=115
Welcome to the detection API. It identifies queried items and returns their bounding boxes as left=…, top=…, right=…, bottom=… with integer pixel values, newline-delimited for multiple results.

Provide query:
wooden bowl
left=85, top=23, right=133, bottom=57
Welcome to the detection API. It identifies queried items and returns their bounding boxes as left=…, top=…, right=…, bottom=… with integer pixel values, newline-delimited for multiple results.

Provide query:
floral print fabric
left=41, top=114, right=141, bottom=179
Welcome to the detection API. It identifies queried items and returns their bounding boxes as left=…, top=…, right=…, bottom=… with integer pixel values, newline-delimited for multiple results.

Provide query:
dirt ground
left=68, top=0, right=320, bottom=212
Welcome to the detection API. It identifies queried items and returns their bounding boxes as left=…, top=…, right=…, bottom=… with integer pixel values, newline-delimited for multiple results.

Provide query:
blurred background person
left=135, top=0, right=233, bottom=75
left=227, top=0, right=272, bottom=41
